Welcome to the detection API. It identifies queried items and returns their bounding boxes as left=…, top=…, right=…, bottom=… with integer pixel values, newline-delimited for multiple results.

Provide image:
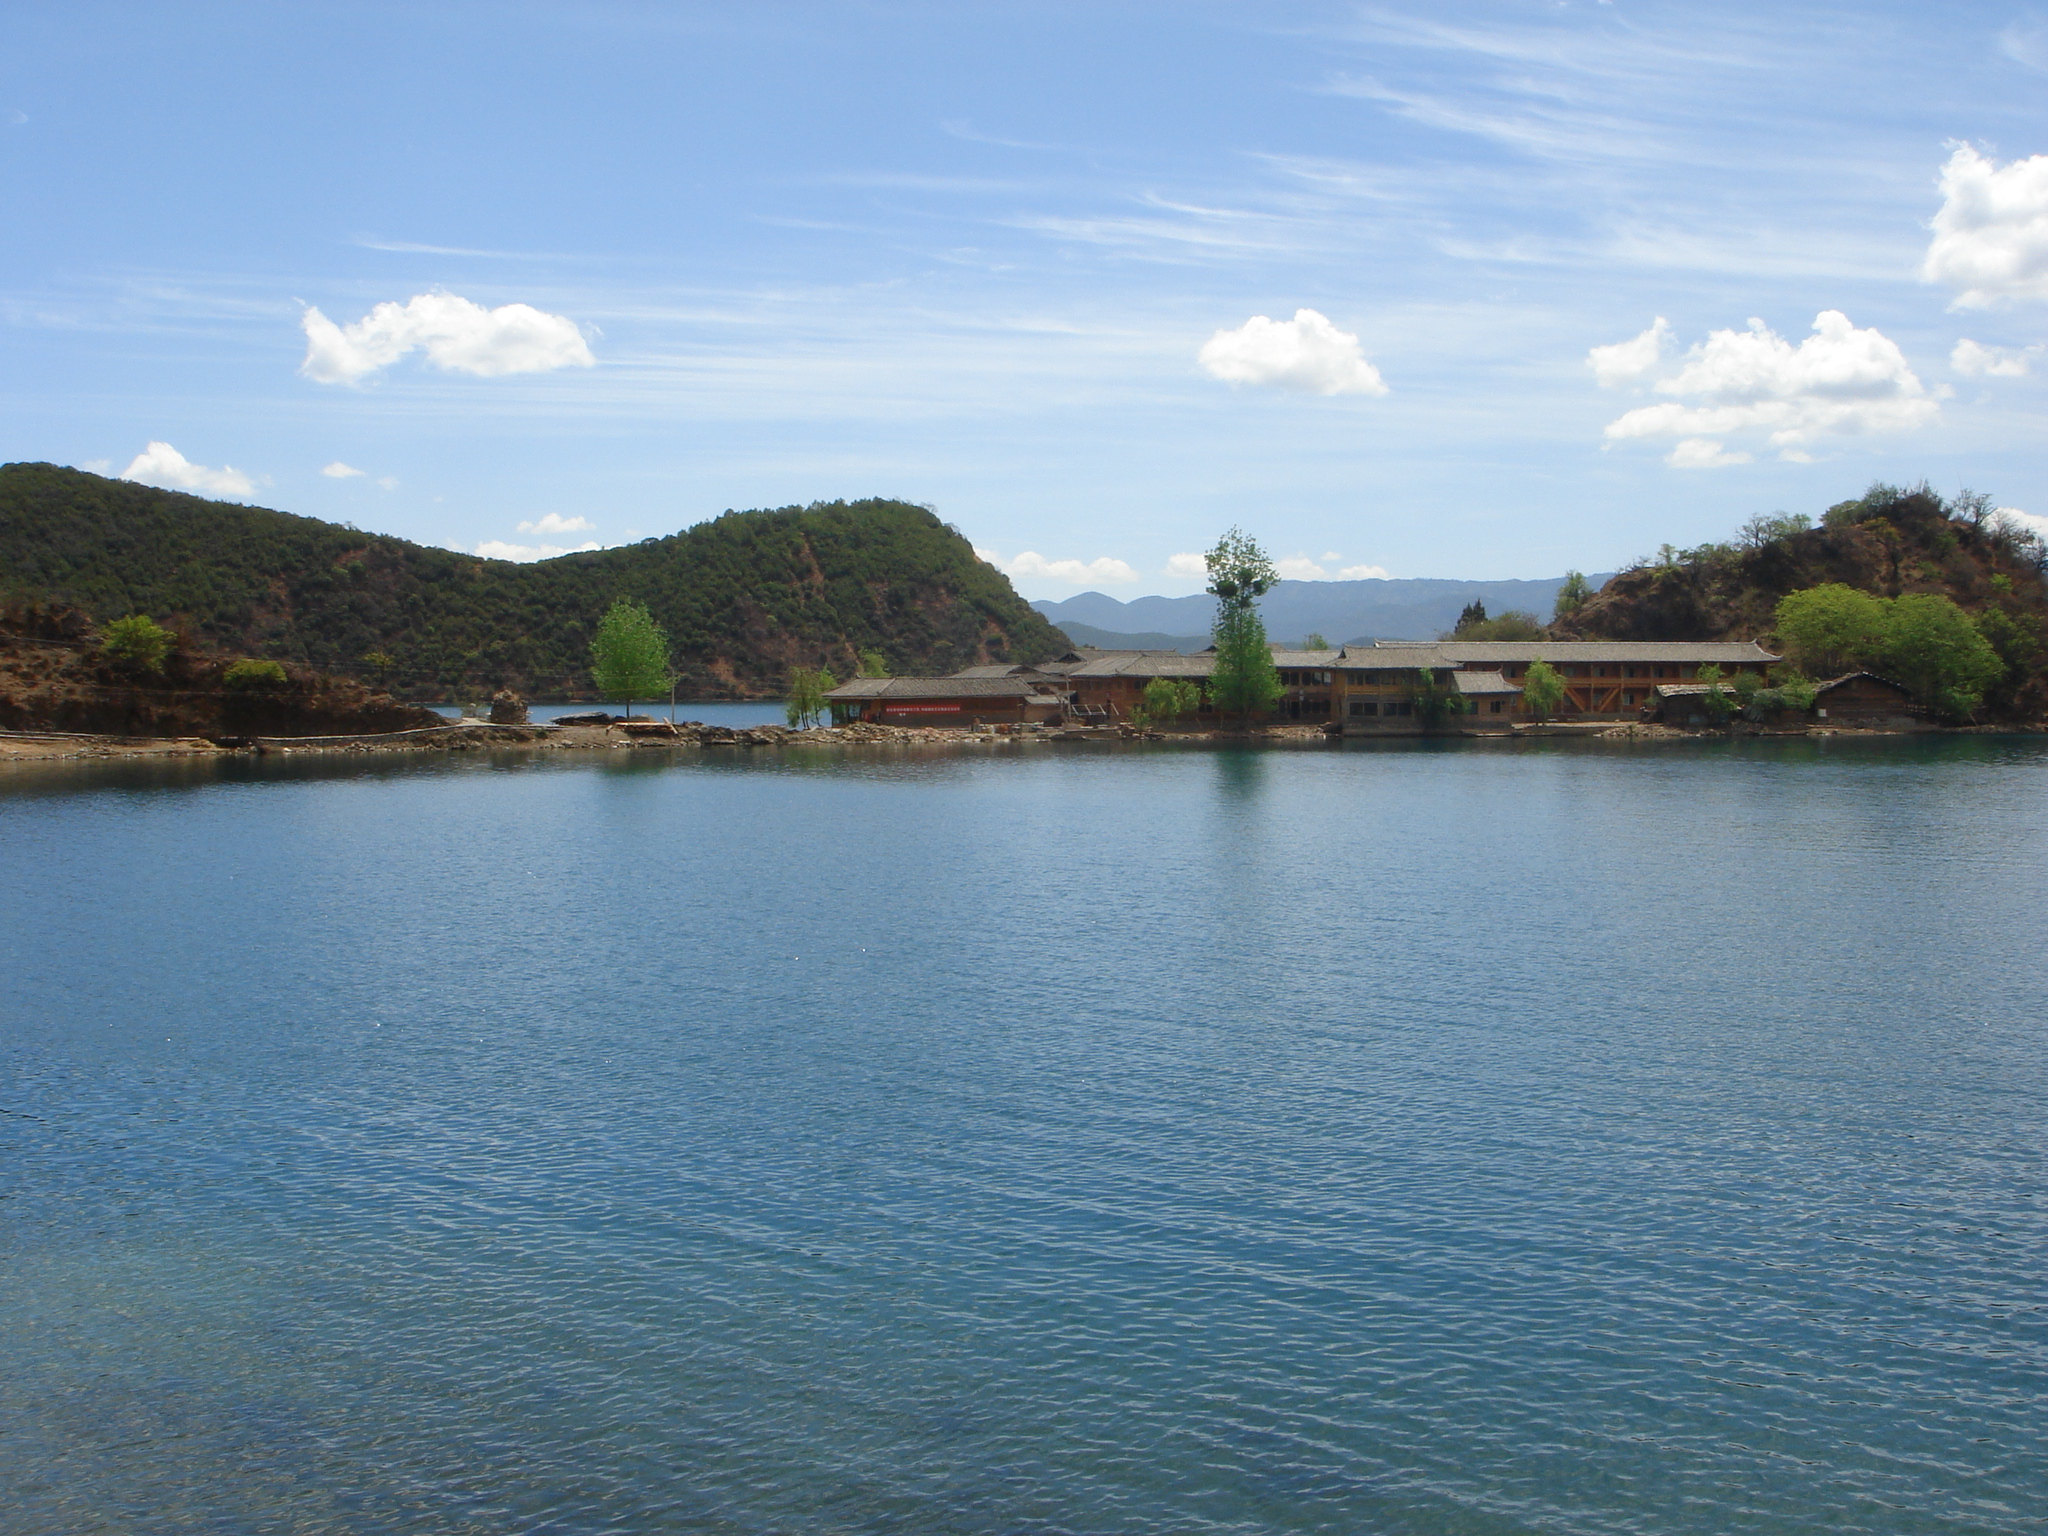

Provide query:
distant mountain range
left=1034, top=575, right=1607, bottom=650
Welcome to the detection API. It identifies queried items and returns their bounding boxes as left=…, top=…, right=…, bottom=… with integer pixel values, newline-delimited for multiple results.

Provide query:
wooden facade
left=830, top=639, right=1783, bottom=731
left=824, top=675, right=1065, bottom=726
left=1811, top=672, right=1920, bottom=724
left=1331, top=641, right=1779, bottom=729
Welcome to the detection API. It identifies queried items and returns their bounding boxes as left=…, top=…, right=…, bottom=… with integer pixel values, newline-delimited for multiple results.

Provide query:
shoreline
left=3, top=716, right=2035, bottom=766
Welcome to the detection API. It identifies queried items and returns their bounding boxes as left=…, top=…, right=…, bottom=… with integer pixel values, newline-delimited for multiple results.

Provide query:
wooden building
left=1333, top=640, right=1780, bottom=730
left=824, top=675, right=1065, bottom=726
left=1811, top=672, right=1920, bottom=725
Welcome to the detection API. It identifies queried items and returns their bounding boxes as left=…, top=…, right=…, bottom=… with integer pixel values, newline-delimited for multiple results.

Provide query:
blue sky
left=5, top=1, right=2047, bottom=596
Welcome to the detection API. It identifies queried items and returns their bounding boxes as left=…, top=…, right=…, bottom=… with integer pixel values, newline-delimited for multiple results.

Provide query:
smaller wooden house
left=1811, top=672, right=1920, bottom=725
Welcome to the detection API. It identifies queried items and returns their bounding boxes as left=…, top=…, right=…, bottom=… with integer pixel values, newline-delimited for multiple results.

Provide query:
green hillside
left=0, top=464, right=1069, bottom=698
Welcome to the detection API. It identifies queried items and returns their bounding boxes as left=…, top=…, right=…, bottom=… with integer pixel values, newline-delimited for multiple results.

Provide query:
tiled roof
left=1350, top=640, right=1780, bottom=663
left=824, top=676, right=1052, bottom=700
left=1813, top=671, right=1912, bottom=695
left=1451, top=670, right=1520, bottom=695
left=1064, top=652, right=1217, bottom=678
left=1270, top=649, right=1344, bottom=667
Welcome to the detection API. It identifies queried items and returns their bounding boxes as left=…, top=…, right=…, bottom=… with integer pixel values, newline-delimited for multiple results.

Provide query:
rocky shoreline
left=2, top=714, right=2011, bottom=765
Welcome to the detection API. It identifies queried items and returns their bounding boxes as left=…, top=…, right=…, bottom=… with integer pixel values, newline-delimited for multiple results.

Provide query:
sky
left=4, top=1, right=2048, bottom=598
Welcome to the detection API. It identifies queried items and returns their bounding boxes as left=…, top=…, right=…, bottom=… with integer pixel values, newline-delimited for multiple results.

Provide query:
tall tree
left=785, top=666, right=837, bottom=728
left=1521, top=658, right=1566, bottom=720
left=1205, top=529, right=1282, bottom=727
left=589, top=598, right=674, bottom=719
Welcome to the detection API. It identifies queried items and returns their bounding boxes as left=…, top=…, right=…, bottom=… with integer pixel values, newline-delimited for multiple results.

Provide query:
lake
left=3, top=736, right=2044, bottom=1535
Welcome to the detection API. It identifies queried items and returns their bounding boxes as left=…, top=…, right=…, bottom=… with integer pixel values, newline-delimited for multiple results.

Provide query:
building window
left=1351, top=701, right=1377, bottom=716
left=1489, top=700, right=1503, bottom=713
left=1623, top=691, right=1636, bottom=705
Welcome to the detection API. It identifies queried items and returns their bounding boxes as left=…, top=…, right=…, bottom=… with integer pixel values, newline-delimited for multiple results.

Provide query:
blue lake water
left=3, top=736, right=2045, bottom=1535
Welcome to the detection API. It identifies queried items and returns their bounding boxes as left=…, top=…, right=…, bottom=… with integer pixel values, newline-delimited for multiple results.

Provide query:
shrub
left=224, top=658, right=289, bottom=689
left=100, top=614, right=173, bottom=672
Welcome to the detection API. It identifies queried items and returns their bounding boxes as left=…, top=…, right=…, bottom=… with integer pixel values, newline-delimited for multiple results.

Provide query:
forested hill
left=1558, top=482, right=2048, bottom=718
left=0, top=464, right=1069, bottom=698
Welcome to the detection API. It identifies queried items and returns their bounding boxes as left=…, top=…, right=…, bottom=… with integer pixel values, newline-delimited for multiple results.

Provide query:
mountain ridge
left=0, top=464, right=1067, bottom=698
left=1033, top=574, right=1603, bottom=647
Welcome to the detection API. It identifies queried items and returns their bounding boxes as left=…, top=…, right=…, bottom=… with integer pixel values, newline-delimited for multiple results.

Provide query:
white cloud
left=997, top=551, right=1139, bottom=585
left=1951, top=338, right=2035, bottom=377
left=1336, top=562, right=1392, bottom=580
left=321, top=460, right=366, bottom=478
left=1666, top=437, right=1754, bottom=469
left=120, top=441, right=255, bottom=497
left=1920, top=144, right=2048, bottom=308
left=1164, top=551, right=1209, bottom=578
left=1587, top=317, right=1671, bottom=387
left=1995, top=507, right=2048, bottom=541
left=1198, top=307, right=1390, bottom=395
left=516, top=513, right=595, bottom=537
left=476, top=537, right=603, bottom=562
left=1275, top=555, right=1329, bottom=579
left=1595, top=311, right=1936, bottom=463
left=300, top=291, right=596, bottom=384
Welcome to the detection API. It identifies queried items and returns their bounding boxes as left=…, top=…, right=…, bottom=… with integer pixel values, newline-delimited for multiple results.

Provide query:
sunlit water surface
left=3, top=737, right=2044, bottom=1535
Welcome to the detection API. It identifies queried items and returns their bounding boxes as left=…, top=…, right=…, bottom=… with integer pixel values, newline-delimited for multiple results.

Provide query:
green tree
left=1408, top=667, right=1468, bottom=727
left=1454, top=599, right=1487, bottom=633
left=361, top=650, right=397, bottom=690
left=1303, top=632, right=1328, bottom=650
left=785, top=665, right=838, bottom=728
left=1552, top=571, right=1591, bottom=621
left=589, top=598, right=675, bottom=718
left=1695, top=663, right=1735, bottom=723
left=1973, top=605, right=2043, bottom=712
left=1521, top=658, right=1566, bottom=720
left=857, top=648, right=888, bottom=678
left=224, top=658, right=288, bottom=689
left=1747, top=667, right=1816, bottom=720
left=1140, top=676, right=1202, bottom=727
left=1205, top=529, right=1282, bottom=726
left=1774, top=584, right=1889, bottom=676
left=1453, top=610, right=1547, bottom=641
left=100, top=614, right=173, bottom=672
left=1881, top=594, right=2002, bottom=720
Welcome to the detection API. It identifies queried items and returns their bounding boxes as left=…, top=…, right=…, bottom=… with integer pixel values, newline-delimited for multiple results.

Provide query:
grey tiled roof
left=1451, top=670, right=1520, bottom=695
left=1349, top=640, right=1780, bottom=663
left=1813, top=671, right=1912, bottom=694
left=1064, top=652, right=1217, bottom=678
left=1269, top=649, right=1344, bottom=667
left=824, top=677, right=1053, bottom=700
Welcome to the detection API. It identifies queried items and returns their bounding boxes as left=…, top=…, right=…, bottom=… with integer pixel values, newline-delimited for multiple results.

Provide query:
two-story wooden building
left=1331, top=640, right=1780, bottom=730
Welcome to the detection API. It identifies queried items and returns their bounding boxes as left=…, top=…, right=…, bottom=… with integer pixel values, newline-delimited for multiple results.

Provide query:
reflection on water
left=3, top=736, right=2046, bottom=1535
